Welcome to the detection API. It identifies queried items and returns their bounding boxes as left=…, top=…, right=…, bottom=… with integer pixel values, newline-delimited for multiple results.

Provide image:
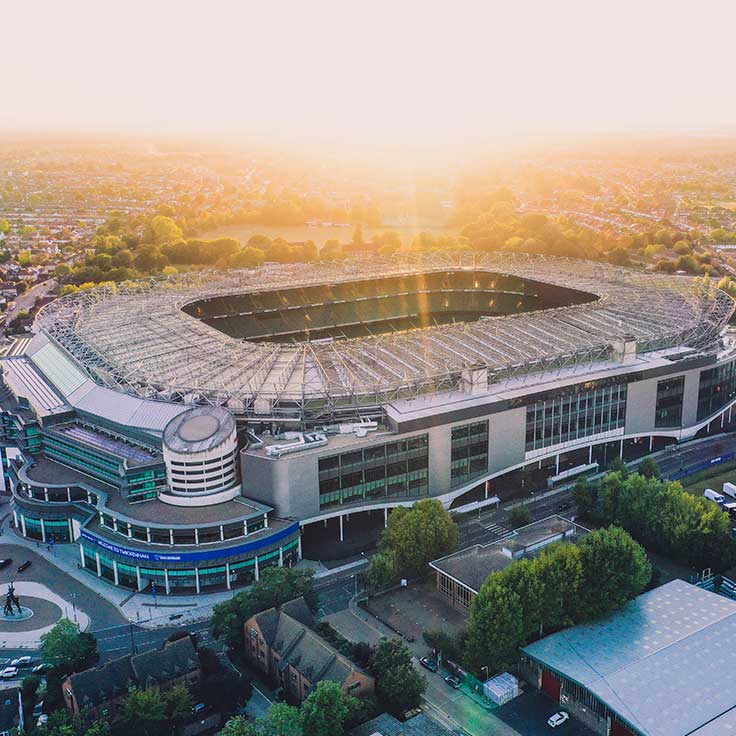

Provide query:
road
left=654, top=434, right=736, bottom=480
left=456, top=433, right=736, bottom=551
left=4, top=279, right=56, bottom=327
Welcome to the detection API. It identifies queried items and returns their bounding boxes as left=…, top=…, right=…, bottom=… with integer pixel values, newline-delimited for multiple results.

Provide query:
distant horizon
left=6, top=0, right=736, bottom=147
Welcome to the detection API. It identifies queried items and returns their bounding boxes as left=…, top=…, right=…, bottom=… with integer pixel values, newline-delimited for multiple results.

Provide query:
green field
left=679, top=460, right=736, bottom=497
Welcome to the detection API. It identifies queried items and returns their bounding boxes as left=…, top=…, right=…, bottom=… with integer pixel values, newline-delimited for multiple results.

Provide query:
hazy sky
left=5, top=0, right=736, bottom=144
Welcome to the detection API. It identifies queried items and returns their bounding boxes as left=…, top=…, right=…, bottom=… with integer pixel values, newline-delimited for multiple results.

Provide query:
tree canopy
left=369, top=638, right=426, bottom=715
left=377, top=499, right=458, bottom=579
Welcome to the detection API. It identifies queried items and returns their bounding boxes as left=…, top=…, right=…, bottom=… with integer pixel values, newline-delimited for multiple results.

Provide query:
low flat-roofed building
left=521, top=580, right=736, bottom=736
left=430, top=515, right=588, bottom=612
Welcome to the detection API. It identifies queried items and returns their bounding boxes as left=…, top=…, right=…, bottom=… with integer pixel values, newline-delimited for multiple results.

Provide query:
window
left=525, top=382, right=627, bottom=452
left=697, top=361, right=736, bottom=421
left=319, top=435, right=429, bottom=508
left=450, top=420, right=488, bottom=488
left=655, top=376, right=685, bottom=428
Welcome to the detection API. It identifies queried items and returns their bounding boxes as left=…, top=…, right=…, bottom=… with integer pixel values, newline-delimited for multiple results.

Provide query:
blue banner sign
left=670, top=452, right=736, bottom=481
left=80, top=521, right=300, bottom=563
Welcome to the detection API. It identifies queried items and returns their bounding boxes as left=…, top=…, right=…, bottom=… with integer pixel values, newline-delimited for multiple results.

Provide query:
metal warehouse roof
left=34, top=253, right=735, bottom=421
left=522, top=580, right=736, bottom=736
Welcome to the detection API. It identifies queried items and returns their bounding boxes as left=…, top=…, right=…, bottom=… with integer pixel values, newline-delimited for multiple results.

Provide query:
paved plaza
left=366, top=581, right=467, bottom=643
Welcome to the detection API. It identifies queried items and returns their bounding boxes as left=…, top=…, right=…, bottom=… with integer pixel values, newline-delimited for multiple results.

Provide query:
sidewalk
left=0, top=525, right=240, bottom=628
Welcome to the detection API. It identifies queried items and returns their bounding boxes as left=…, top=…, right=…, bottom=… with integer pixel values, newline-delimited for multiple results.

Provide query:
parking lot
left=366, top=581, right=467, bottom=646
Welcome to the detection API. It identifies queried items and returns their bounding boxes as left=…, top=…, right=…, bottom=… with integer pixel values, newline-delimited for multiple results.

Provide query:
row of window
left=697, top=360, right=736, bottom=422
left=98, top=513, right=267, bottom=546
left=450, top=421, right=489, bottom=488
left=525, top=384, right=628, bottom=452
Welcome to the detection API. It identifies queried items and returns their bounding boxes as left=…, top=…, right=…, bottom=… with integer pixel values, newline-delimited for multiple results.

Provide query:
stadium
left=2, top=252, right=736, bottom=595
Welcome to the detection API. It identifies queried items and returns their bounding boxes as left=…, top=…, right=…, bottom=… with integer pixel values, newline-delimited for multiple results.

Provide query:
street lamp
left=128, top=619, right=136, bottom=655
left=481, top=665, right=489, bottom=681
left=70, top=593, right=78, bottom=626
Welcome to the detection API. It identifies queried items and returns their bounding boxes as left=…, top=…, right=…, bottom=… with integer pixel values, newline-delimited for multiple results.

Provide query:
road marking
left=251, top=684, right=272, bottom=705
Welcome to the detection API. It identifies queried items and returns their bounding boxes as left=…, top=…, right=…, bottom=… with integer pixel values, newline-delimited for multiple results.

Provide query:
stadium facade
left=2, top=252, right=735, bottom=594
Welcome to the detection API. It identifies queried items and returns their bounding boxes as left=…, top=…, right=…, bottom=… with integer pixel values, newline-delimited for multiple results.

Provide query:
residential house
left=63, top=636, right=201, bottom=719
left=244, top=597, right=374, bottom=704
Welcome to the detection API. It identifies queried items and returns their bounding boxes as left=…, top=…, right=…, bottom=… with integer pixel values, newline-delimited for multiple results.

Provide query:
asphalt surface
left=4, top=279, right=56, bottom=327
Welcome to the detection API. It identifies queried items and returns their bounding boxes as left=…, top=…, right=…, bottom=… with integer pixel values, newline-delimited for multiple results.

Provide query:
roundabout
left=0, top=582, right=89, bottom=646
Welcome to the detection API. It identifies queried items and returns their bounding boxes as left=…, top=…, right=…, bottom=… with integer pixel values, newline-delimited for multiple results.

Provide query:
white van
left=723, top=482, right=736, bottom=499
left=704, top=488, right=726, bottom=505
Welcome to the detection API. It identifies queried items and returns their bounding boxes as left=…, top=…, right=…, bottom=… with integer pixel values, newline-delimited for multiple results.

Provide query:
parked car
left=445, top=675, right=461, bottom=689
left=10, top=656, right=32, bottom=667
left=419, top=657, right=438, bottom=672
left=0, top=559, right=12, bottom=570
left=32, top=701, right=44, bottom=718
left=37, top=715, right=48, bottom=728
left=0, top=667, right=18, bottom=679
left=192, top=703, right=207, bottom=715
left=31, top=663, right=50, bottom=674
left=17, top=560, right=31, bottom=573
left=547, top=711, right=569, bottom=728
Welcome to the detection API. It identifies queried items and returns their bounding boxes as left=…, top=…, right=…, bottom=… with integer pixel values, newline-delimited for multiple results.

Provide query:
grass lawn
left=679, top=460, right=736, bottom=497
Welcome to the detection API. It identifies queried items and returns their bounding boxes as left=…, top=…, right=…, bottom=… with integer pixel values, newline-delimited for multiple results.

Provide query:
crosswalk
left=1, top=336, right=32, bottom=357
left=480, top=520, right=513, bottom=541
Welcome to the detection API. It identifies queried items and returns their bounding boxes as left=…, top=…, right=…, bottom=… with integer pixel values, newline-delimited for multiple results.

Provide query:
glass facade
left=43, top=432, right=165, bottom=496
left=318, top=435, right=429, bottom=509
left=79, top=537, right=301, bottom=591
left=697, top=360, right=736, bottom=422
left=525, top=382, right=628, bottom=452
left=450, top=420, right=489, bottom=488
left=655, top=376, right=685, bottom=428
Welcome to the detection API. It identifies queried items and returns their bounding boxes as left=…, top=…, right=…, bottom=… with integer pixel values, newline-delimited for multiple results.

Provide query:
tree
left=572, top=478, right=597, bottom=521
left=369, top=639, right=425, bottom=715
left=258, top=703, right=303, bottom=736
left=365, top=550, right=397, bottom=592
left=230, top=247, right=265, bottom=269
left=120, top=688, right=166, bottom=736
left=535, top=543, right=583, bottom=633
left=464, top=574, right=524, bottom=676
left=163, top=684, right=193, bottom=723
left=638, top=457, right=660, bottom=479
left=381, top=499, right=458, bottom=578
left=212, top=567, right=318, bottom=651
left=219, top=716, right=258, bottom=736
left=300, top=681, right=352, bottom=736
left=509, top=505, right=531, bottom=529
left=149, top=216, right=183, bottom=244
left=112, top=249, right=135, bottom=268
left=503, top=558, right=544, bottom=640
left=40, top=619, right=97, bottom=674
left=320, top=240, right=344, bottom=260
left=575, top=526, right=651, bottom=621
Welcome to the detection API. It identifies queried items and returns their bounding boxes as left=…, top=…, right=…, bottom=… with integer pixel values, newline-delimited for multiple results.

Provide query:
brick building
left=244, top=597, right=374, bottom=704
left=63, top=636, right=201, bottom=719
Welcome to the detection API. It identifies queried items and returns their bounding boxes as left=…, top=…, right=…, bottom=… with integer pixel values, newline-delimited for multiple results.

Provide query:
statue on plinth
left=3, top=583, right=21, bottom=617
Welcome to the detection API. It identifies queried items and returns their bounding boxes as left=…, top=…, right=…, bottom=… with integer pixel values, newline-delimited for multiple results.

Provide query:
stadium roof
left=522, top=580, right=736, bottom=736
left=35, top=253, right=734, bottom=421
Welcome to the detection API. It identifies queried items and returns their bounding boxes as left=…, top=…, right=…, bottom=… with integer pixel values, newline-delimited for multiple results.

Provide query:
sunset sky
left=5, top=0, right=736, bottom=144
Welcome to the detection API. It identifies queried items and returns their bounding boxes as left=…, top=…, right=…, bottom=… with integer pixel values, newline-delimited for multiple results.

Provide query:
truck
left=723, top=482, right=736, bottom=499
left=704, top=488, right=726, bottom=505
